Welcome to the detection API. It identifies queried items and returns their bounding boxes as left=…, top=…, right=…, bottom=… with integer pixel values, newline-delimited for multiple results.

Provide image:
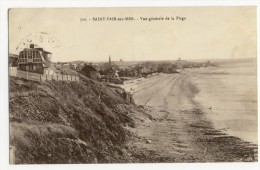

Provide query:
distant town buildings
left=13, top=44, right=215, bottom=83
left=101, top=56, right=121, bottom=83
left=105, top=67, right=119, bottom=80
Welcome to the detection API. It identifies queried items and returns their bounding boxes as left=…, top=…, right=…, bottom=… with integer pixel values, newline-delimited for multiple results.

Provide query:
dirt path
left=125, top=73, right=258, bottom=162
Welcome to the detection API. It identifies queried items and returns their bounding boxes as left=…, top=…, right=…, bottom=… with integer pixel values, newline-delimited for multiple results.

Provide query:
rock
left=146, top=139, right=152, bottom=144
left=94, top=157, right=98, bottom=163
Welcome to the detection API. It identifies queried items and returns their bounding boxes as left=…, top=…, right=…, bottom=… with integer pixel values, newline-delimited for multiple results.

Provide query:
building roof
left=22, top=47, right=52, bottom=54
left=81, top=64, right=97, bottom=72
left=9, top=54, right=18, bottom=59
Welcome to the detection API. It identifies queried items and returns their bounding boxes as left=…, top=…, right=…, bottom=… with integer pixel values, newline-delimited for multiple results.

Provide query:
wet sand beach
left=121, top=60, right=258, bottom=162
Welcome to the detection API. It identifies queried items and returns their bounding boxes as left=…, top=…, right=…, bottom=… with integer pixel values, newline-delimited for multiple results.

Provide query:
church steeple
left=109, top=56, right=111, bottom=65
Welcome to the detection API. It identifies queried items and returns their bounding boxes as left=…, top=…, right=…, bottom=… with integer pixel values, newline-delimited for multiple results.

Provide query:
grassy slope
left=9, top=75, right=141, bottom=164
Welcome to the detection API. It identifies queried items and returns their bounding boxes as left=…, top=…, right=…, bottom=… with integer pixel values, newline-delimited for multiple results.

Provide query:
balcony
left=27, top=59, right=33, bottom=63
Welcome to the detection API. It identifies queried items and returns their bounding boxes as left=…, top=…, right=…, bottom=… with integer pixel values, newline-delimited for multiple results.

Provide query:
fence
left=9, top=67, right=17, bottom=76
left=10, top=145, right=15, bottom=164
left=9, top=68, right=79, bottom=83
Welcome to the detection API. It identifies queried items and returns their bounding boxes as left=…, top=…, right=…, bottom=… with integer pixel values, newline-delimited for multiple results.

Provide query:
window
left=33, top=65, right=36, bottom=70
left=28, top=51, right=32, bottom=59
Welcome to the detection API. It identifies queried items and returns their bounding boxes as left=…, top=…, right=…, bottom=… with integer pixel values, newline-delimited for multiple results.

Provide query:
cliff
left=9, top=74, right=144, bottom=164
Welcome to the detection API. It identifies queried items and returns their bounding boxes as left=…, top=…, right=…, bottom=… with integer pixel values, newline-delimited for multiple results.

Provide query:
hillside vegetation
left=9, top=74, right=148, bottom=164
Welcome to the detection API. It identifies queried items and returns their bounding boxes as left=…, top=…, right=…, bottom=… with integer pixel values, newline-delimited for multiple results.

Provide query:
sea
left=192, top=58, right=258, bottom=144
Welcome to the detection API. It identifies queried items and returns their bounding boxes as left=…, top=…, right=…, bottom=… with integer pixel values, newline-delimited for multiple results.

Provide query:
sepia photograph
left=8, top=7, right=258, bottom=164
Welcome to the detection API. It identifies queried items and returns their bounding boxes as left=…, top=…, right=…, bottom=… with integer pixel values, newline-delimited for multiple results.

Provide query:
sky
left=9, top=7, right=257, bottom=62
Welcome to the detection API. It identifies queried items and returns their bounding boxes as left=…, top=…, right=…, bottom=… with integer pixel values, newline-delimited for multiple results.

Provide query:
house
left=79, top=64, right=100, bottom=80
left=17, top=44, right=52, bottom=74
left=105, top=67, right=123, bottom=84
left=70, top=63, right=77, bottom=70
left=62, top=63, right=70, bottom=69
left=105, top=67, right=119, bottom=80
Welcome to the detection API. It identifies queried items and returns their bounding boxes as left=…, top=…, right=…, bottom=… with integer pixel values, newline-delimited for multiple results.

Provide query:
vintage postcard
left=8, top=7, right=257, bottom=164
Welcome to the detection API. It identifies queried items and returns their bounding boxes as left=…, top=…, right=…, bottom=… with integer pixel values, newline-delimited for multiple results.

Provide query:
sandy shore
left=120, top=70, right=258, bottom=162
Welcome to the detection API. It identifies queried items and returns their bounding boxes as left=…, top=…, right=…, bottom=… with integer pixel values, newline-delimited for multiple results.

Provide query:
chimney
left=30, top=44, right=34, bottom=48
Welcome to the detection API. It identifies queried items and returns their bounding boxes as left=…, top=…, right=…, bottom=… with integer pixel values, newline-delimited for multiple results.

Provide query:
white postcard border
left=0, top=1, right=259, bottom=170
